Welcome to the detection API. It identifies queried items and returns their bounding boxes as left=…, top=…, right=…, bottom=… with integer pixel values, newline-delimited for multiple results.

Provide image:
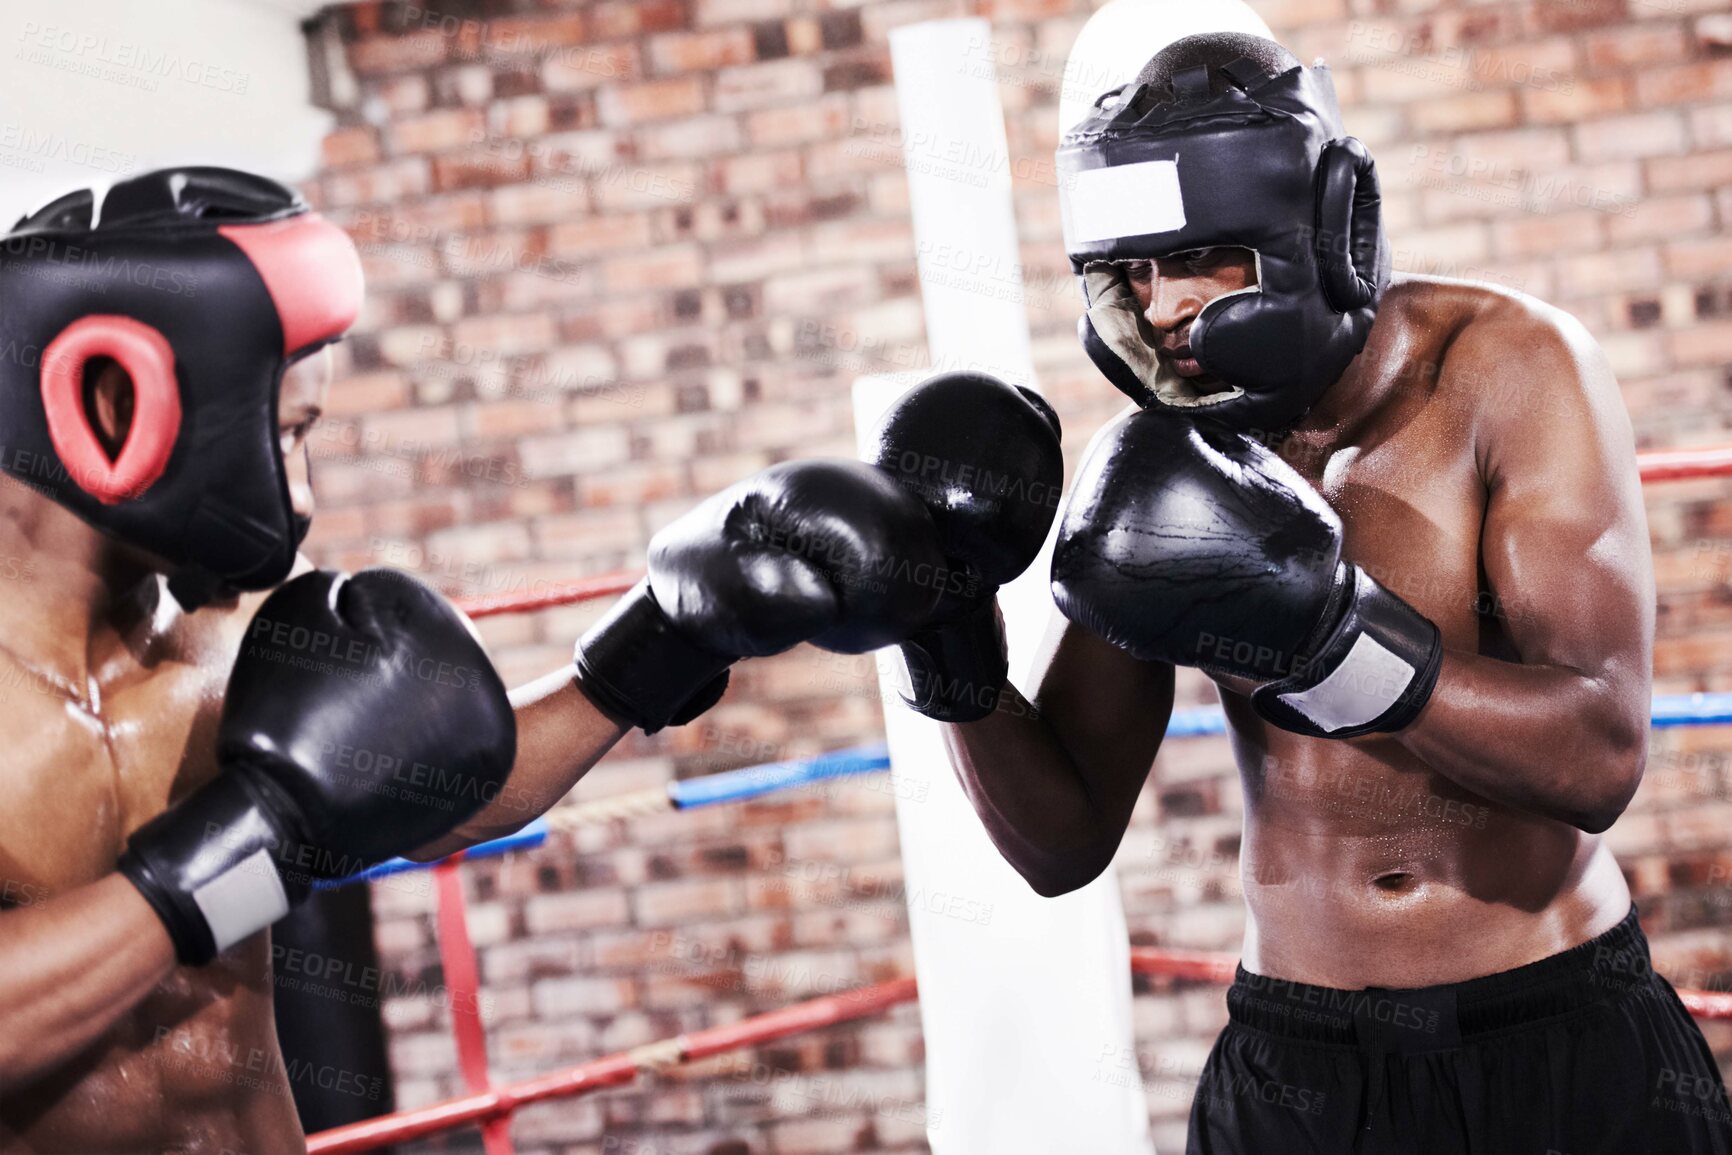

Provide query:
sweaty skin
left=947, top=251, right=1651, bottom=988
left=0, top=350, right=626, bottom=1152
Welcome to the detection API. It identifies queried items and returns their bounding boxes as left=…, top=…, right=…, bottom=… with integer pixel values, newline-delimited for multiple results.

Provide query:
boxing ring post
left=433, top=859, right=513, bottom=1155
left=872, top=16, right=1151, bottom=1154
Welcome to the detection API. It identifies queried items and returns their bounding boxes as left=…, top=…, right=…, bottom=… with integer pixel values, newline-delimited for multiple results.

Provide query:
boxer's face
left=1123, top=248, right=1258, bottom=382
left=278, top=347, right=333, bottom=529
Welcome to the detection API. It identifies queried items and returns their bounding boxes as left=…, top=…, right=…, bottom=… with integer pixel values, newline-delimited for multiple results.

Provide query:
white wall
left=0, top=0, right=333, bottom=222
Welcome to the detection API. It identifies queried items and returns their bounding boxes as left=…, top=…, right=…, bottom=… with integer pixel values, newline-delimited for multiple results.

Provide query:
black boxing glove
left=574, top=460, right=949, bottom=733
left=119, top=569, right=516, bottom=965
left=1051, top=410, right=1441, bottom=739
left=863, top=372, right=1063, bottom=722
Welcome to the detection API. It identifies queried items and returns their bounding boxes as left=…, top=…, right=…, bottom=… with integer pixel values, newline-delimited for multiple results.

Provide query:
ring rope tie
left=547, top=787, right=673, bottom=830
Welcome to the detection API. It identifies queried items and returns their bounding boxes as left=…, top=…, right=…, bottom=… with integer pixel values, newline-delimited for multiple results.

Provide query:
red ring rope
left=457, top=571, right=640, bottom=620
left=452, top=446, right=1732, bottom=620
left=307, top=978, right=920, bottom=1153
left=1637, top=445, right=1732, bottom=483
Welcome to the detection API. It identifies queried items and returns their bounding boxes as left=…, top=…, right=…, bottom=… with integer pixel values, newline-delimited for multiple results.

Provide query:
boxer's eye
left=1180, top=248, right=1220, bottom=272
left=1122, top=260, right=1153, bottom=284
left=279, top=410, right=322, bottom=453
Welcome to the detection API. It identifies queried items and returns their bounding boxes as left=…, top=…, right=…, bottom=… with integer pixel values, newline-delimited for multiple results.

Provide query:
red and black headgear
left=0, top=167, right=363, bottom=607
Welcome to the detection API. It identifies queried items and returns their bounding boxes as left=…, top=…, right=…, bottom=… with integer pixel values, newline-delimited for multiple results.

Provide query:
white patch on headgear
left=1061, top=158, right=1186, bottom=247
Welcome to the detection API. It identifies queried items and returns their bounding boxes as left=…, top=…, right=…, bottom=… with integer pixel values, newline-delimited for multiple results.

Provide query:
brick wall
left=302, top=0, right=1732, bottom=1151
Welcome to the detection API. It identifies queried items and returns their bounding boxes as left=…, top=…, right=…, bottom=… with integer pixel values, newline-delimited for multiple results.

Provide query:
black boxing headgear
left=1058, top=58, right=1389, bottom=432
left=0, top=167, right=363, bottom=607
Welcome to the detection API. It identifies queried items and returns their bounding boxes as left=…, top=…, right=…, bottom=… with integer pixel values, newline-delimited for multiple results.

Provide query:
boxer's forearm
left=942, top=691, right=1142, bottom=897
left=410, top=667, right=628, bottom=859
left=941, top=619, right=1174, bottom=896
left=0, top=875, right=176, bottom=1087
left=1395, top=649, right=1646, bottom=833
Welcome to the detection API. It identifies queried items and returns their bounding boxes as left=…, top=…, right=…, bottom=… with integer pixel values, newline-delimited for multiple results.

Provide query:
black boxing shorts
left=1188, top=906, right=1732, bottom=1154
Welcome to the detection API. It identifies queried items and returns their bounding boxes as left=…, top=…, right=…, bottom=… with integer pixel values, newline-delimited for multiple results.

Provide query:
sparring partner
left=0, top=168, right=544, bottom=1153
left=931, top=32, right=1729, bottom=1153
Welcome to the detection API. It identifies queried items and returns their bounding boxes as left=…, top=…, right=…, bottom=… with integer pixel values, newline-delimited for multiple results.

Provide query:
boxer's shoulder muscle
left=1367, top=275, right=1620, bottom=486
left=1438, top=282, right=1626, bottom=493
left=1409, top=277, right=1613, bottom=410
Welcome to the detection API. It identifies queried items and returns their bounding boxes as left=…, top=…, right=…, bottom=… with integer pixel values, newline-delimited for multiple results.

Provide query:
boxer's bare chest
left=0, top=645, right=215, bottom=893
left=1227, top=291, right=1614, bottom=984
left=0, top=603, right=295, bottom=1153
left=1231, top=316, right=1499, bottom=822
left=1294, top=378, right=1490, bottom=649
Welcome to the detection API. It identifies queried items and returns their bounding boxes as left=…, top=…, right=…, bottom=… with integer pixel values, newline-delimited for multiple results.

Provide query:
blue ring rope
left=327, top=693, right=1732, bottom=886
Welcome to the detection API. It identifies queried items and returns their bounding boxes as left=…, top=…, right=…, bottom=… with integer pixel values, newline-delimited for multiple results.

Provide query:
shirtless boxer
left=927, top=33, right=1731, bottom=1152
left=0, top=168, right=626, bottom=1154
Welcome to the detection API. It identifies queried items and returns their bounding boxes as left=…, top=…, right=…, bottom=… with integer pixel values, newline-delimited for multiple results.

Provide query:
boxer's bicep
left=1470, top=306, right=1653, bottom=708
